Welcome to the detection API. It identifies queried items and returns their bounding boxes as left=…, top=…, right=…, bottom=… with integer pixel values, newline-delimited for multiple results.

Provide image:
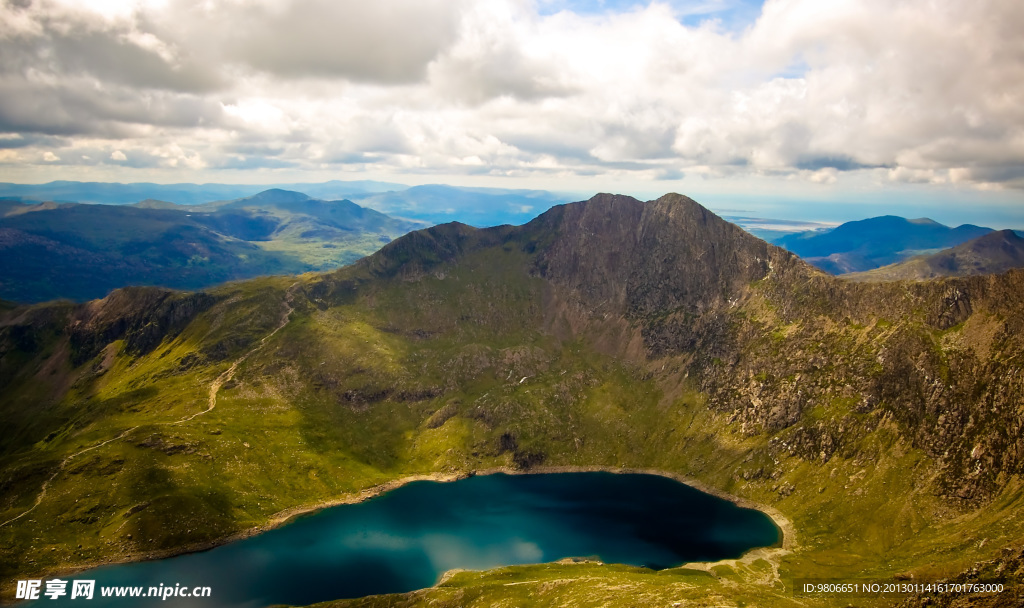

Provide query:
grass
left=1, top=242, right=1023, bottom=608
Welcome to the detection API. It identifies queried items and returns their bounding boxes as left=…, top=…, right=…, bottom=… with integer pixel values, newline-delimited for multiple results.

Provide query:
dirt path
left=0, top=287, right=297, bottom=529
left=177, top=286, right=295, bottom=424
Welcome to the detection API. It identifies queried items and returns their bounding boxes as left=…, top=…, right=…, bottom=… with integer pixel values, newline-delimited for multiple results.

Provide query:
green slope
left=1, top=194, right=1023, bottom=608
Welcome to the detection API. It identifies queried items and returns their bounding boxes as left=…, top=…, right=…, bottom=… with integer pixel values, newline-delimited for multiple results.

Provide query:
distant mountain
left=0, top=179, right=407, bottom=206
left=0, top=181, right=576, bottom=227
left=351, top=184, right=572, bottom=227
left=0, top=190, right=420, bottom=303
left=844, top=229, right=1024, bottom=281
left=775, top=215, right=993, bottom=273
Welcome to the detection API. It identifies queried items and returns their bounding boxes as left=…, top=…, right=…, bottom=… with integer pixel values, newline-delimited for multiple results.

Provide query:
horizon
left=0, top=0, right=1022, bottom=229
left=3, top=177, right=1023, bottom=230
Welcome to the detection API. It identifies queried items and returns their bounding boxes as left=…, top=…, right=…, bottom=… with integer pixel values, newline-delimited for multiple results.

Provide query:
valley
left=2, top=194, right=1023, bottom=607
left=0, top=190, right=420, bottom=303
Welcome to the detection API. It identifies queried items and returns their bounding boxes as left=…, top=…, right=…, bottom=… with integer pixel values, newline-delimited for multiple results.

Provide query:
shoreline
left=13, top=465, right=794, bottom=595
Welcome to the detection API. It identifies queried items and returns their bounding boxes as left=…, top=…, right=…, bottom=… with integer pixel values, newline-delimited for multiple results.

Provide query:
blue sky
left=538, top=0, right=765, bottom=29
left=0, top=0, right=1021, bottom=226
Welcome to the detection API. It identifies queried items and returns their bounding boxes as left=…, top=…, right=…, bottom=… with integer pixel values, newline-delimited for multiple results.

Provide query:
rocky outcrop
left=529, top=193, right=804, bottom=318
left=68, top=287, right=217, bottom=365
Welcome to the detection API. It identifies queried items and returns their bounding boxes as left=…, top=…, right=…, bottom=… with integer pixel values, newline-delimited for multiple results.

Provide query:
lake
left=29, top=472, right=780, bottom=607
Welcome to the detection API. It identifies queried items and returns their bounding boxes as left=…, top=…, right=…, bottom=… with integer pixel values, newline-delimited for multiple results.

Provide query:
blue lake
left=31, top=472, right=780, bottom=607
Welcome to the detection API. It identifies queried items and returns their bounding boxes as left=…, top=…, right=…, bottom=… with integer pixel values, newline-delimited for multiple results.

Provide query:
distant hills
left=0, top=180, right=575, bottom=228
left=0, top=189, right=421, bottom=303
left=844, top=229, right=1024, bottom=281
left=774, top=215, right=994, bottom=273
left=0, top=179, right=406, bottom=206
left=348, top=184, right=571, bottom=227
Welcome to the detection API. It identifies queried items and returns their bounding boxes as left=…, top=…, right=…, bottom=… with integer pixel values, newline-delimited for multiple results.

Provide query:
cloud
left=218, top=0, right=464, bottom=83
left=110, top=150, right=126, bottom=161
left=0, top=1, right=222, bottom=93
left=0, top=0, right=1020, bottom=192
left=428, top=2, right=578, bottom=103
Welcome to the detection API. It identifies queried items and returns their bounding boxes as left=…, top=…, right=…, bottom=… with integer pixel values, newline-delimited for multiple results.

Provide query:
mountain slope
left=2, top=193, right=1024, bottom=607
left=845, top=229, right=1024, bottom=281
left=776, top=215, right=993, bottom=273
left=0, top=191, right=421, bottom=303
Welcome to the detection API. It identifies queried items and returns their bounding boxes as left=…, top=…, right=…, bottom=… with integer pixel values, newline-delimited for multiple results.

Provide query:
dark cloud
left=655, top=167, right=685, bottom=180
left=0, top=77, right=224, bottom=136
left=221, top=143, right=290, bottom=158
left=595, top=120, right=678, bottom=161
left=431, top=43, right=578, bottom=103
left=319, top=151, right=390, bottom=165
left=0, top=6, right=221, bottom=94
left=794, top=155, right=889, bottom=172
left=213, top=156, right=298, bottom=170
left=45, top=30, right=222, bottom=93
left=220, top=0, right=463, bottom=83
left=499, top=133, right=597, bottom=161
left=0, top=134, right=67, bottom=149
left=954, top=164, right=1024, bottom=188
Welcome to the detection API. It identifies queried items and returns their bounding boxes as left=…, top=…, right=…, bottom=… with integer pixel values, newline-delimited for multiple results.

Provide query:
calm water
left=29, top=472, right=780, bottom=607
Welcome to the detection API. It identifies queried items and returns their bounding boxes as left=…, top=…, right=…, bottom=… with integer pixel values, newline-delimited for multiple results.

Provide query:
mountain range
left=347, top=184, right=571, bottom=227
left=0, top=179, right=406, bottom=206
left=0, top=189, right=421, bottom=303
left=774, top=215, right=994, bottom=273
left=0, top=180, right=575, bottom=229
left=845, top=229, right=1024, bottom=282
left=2, top=193, right=1023, bottom=607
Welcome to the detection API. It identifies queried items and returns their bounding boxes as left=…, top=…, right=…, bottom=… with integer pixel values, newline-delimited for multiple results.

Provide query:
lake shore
left=23, top=465, right=794, bottom=594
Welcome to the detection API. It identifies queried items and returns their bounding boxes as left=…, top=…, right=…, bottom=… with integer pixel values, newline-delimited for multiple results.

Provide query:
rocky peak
left=530, top=192, right=804, bottom=317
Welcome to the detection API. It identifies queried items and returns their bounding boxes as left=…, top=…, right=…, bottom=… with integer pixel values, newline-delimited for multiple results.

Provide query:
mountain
left=350, top=184, right=572, bottom=227
left=845, top=229, right=1024, bottom=282
left=0, top=179, right=407, bottom=206
left=0, top=190, right=421, bottom=303
left=0, top=180, right=577, bottom=228
left=208, top=188, right=415, bottom=235
left=2, top=193, right=1023, bottom=607
left=775, top=215, right=993, bottom=273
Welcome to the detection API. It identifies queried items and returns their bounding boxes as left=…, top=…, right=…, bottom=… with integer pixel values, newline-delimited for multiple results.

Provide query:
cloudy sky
left=1, top=0, right=1022, bottom=222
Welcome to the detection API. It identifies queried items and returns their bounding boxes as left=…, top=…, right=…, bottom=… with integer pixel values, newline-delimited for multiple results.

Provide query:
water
left=26, top=472, right=780, bottom=607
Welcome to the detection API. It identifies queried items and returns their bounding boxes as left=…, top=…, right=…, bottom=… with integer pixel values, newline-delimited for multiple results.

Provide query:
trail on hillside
left=0, top=286, right=297, bottom=529
left=179, top=286, right=296, bottom=424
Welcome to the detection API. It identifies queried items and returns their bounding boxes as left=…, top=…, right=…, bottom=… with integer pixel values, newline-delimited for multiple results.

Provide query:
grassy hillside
left=1, top=194, right=1023, bottom=607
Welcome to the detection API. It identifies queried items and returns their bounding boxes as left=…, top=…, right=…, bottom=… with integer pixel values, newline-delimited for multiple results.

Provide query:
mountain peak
left=240, top=189, right=312, bottom=205
left=529, top=193, right=800, bottom=317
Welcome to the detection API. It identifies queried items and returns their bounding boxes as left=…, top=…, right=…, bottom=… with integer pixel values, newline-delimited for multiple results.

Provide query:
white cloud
left=110, top=149, right=127, bottom=160
left=0, top=0, right=1021, bottom=193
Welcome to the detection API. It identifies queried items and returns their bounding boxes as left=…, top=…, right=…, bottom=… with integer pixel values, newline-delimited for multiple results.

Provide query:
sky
left=1, top=0, right=1023, bottom=225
